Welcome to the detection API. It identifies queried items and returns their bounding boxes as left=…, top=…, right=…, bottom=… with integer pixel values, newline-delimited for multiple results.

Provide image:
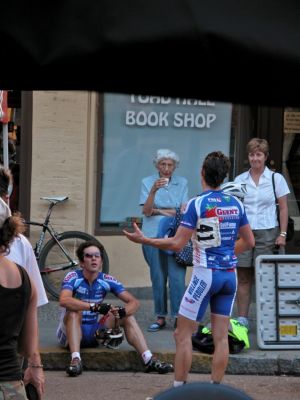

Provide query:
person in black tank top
left=0, top=197, right=45, bottom=399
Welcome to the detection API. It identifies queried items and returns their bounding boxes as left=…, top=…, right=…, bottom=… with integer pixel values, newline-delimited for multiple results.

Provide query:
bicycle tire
left=39, top=231, right=109, bottom=300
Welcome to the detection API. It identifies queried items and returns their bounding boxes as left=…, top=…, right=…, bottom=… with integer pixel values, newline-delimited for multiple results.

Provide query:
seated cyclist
left=56, top=240, right=173, bottom=377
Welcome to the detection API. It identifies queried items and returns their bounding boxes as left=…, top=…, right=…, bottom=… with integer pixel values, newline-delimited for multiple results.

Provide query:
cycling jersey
left=61, top=269, right=126, bottom=324
left=180, top=190, right=249, bottom=270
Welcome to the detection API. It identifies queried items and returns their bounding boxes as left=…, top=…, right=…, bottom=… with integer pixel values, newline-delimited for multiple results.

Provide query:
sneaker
left=145, top=357, right=174, bottom=374
left=237, top=317, right=249, bottom=330
left=66, top=357, right=83, bottom=377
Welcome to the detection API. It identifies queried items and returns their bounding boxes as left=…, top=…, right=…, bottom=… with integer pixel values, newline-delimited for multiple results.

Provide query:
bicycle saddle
left=40, top=196, right=69, bottom=203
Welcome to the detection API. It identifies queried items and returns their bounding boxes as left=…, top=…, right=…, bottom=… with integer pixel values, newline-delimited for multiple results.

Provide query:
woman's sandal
left=147, top=319, right=166, bottom=332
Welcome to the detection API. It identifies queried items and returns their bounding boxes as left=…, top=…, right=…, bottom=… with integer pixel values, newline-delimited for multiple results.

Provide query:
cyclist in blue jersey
left=56, top=240, right=173, bottom=377
left=124, top=151, right=255, bottom=387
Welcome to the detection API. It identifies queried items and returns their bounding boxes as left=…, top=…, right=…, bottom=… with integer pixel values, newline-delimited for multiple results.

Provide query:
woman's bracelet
left=28, top=364, right=44, bottom=368
left=280, top=231, right=287, bottom=238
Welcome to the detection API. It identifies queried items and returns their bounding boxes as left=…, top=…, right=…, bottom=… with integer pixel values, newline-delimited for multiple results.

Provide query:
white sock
left=142, top=350, right=153, bottom=364
left=71, top=352, right=81, bottom=360
left=173, top=381, right=185, bottom=387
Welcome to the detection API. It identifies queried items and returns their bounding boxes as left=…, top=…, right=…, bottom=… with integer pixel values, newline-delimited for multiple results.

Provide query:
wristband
left=28, top=364, right=44, bottom=368
left=117, top=306, right=127, bottom=319
left=280, top=231, right=287, bottom=237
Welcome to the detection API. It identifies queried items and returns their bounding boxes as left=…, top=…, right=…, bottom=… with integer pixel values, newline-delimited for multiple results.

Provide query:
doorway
left=0, top=90, right=32, bottom=218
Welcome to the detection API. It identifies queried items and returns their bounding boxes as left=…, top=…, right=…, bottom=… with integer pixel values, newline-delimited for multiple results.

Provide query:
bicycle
left=25, top=195, right=109, bottom=300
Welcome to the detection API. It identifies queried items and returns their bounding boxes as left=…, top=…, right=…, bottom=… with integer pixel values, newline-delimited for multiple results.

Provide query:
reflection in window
left=99, top=94, right=233, bottom=229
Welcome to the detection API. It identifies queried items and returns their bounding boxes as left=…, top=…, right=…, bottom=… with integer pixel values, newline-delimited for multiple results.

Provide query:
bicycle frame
left=24, top=196, right=109, bottom=300
left=25, top=196, right=77, bottom=273
left=27, top=224, right=79, bottom=274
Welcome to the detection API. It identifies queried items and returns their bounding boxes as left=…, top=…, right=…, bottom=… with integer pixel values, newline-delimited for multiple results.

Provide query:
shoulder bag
left=271, top=172, right=294, bottom=242
left=157, top=208, right=193, bottom=267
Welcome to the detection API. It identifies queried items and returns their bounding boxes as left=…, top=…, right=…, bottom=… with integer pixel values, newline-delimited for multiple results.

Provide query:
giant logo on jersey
left=216, top=206, right=239, bottom=219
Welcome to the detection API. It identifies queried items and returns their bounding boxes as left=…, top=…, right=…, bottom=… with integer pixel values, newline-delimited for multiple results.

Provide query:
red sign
left=0, top=90, right=9, bottom=123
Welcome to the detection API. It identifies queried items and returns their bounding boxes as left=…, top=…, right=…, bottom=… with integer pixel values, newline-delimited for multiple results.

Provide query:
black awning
left=1, top=0, right=300, bottom=106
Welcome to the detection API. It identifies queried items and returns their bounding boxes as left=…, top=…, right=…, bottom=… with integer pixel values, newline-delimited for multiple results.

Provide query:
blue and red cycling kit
left=178, top=189, right=249, bottom=321
left=56, top=270, right=126, bottom=347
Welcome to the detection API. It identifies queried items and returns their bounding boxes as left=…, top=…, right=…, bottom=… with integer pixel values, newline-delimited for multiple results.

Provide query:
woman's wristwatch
left=280, top=231, right=287, bottom=238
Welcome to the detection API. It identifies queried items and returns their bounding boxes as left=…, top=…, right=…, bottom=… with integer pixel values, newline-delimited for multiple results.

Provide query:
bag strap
left=271, top=172, right=278, bottom=205
left=272, top=172, right=280, bottom=225
left=174, top=207, right=182, bottom=228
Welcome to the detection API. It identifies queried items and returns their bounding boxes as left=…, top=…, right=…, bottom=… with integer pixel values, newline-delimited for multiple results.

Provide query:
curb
left=40, top=347, right=300, bottom=376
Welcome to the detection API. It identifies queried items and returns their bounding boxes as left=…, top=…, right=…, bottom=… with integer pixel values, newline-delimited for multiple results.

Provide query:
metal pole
left=2, top=122, right=9, bottom=168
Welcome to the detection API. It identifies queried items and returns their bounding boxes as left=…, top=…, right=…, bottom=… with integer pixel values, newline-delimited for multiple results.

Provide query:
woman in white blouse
left=234, top=138, right=290, bottom=330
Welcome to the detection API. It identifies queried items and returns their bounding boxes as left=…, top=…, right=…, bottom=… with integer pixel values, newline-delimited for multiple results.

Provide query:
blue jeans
left=142, top=244, right=186, bottom=318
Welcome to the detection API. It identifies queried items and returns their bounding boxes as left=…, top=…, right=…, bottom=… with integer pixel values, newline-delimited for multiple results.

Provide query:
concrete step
left=38, top=299, right=300, bottom=375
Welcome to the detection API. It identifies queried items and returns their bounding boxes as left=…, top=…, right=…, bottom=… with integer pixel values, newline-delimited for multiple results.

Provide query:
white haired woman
left=139, top=149, right=189, bottom=331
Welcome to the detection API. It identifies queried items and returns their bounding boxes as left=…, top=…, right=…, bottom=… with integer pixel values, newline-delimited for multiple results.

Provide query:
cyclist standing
left=123, top=151, right=255, bottom=387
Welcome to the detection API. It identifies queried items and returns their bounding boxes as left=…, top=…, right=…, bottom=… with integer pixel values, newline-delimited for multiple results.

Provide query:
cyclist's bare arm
left=117, top=291, right=140, bottom=317
left=59, top=289, right=91, bottom=312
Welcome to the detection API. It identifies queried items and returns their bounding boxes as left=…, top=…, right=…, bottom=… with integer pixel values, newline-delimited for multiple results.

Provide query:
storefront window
left=97, top=93, right=233, bottom=232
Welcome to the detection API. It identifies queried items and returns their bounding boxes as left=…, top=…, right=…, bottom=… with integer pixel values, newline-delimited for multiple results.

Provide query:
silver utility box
left=255, top=254, right=300, bottom=349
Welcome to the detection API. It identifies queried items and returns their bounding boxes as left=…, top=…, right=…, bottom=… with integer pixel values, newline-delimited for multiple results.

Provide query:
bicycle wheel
left=39, top=231, right=109, bottom=299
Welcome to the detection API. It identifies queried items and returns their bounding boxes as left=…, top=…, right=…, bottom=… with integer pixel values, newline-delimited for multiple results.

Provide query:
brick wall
left=30, top=91, right=155, bottom=288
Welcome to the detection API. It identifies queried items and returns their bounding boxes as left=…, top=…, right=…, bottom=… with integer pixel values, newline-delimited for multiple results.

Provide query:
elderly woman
left=234, top=138, right=290, bottom=329
left=140, top=149, right=189, bottom=331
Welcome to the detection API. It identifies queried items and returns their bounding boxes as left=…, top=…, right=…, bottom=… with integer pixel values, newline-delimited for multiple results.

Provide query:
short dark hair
left=76, top=240, right=104, bottom=262
left=202, top=151, right=230, bottom=188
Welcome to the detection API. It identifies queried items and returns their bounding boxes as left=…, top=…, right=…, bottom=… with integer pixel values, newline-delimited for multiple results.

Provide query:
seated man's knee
left=64, top=310, right=82, bottom=324
left=121, top=314, right=137, bottom=329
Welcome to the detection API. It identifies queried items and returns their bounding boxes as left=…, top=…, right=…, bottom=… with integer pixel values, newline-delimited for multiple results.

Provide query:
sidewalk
left=38, top=294, right=300, bottom=376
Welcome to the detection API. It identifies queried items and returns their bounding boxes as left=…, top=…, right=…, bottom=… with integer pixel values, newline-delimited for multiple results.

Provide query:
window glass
left=99, top=93, right=233, bottom=229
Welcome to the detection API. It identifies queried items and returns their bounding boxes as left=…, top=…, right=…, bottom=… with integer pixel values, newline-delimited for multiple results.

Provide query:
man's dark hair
left=202, top=151, right=230, bottom=188
left=0, top=165, right=13, bottom=197
left=76, top=240, right=104, bottom=262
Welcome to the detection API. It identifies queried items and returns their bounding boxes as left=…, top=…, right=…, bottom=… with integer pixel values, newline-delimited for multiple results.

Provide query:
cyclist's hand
left=90, top=303, right=112, bottom=315
left=116, top=306, right=127, bottom=319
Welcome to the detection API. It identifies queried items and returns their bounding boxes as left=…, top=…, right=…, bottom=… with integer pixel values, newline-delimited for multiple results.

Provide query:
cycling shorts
left=57, top=320, right=104, bottom=348
left=179, top=267, right=237, bottom=322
